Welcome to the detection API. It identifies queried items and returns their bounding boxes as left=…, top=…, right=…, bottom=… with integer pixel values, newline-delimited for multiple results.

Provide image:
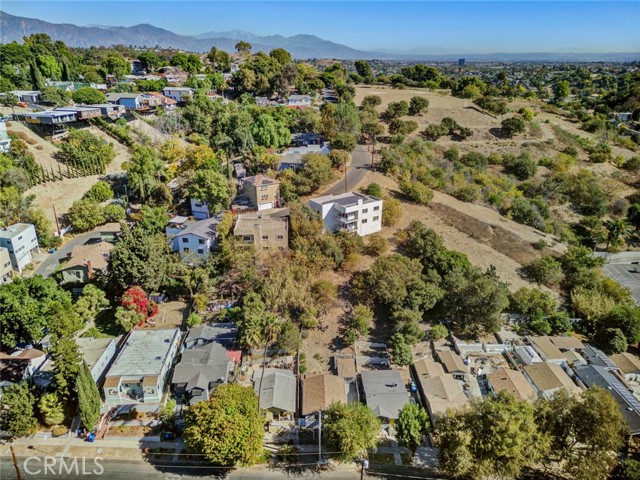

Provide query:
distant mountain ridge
left=1, top=11, right=638, bottom=62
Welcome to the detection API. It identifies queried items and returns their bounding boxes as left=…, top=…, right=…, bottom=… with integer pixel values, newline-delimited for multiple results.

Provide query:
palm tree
left=606, top=219, right=633, bottom=250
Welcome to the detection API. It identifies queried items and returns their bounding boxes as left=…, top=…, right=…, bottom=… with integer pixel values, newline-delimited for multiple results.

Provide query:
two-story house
left=162, top=87, right=194, bottom=103
left=286, top=94, right=312, bottom=109
left=10, top=90, right=41, bottom=104
left=0, top=223, right=40, bottom=272
left=234, top=210, right=289, bottom=252
left=0, top=247, right=12, bottom=283
left=103, top=328, right=181, bottom=406
left=0, top=121, right=12, bottom=153
left=242, top=175, right=281, bottom=211
left=307, top=192, right=383, bottom=237
left=166, top=216, right=219, bottom=262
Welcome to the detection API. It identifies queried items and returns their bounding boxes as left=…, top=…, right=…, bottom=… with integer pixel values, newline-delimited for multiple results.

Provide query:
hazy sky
left=3, top=1, right=639, bottom=53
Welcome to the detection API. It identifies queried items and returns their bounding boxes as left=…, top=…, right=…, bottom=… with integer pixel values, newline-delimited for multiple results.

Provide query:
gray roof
left=583, top=344, right=619, bottom=369
left=76, top=337, right=118, bottom=371
left=360, top=370, right=410, bottom=420
left=185, top=323, right=237, bottom=348
left=253, top=368, right=296, bottom=413
left=106, top=92, right=141, bottom=101
left=0, top=223, right=35, bottom=240
left=173, top=218, right=219, bottom=239
left=574, top=364, right=640, bottom=435
left=310, top=192, right=380, bottom=208
left=106, top=328, right=180, bottom=378
left=171, top=342, right=231, bottom=396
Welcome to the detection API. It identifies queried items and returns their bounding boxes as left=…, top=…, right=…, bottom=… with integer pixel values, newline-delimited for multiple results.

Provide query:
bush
left=67, top=200, right=105, bottom=232
left=400, top=180, right=433, bottom=205
left=429, top=324, right=448, bottom=341
left=187, top=313, right=202, bottom=327
left=366, top=234, right=389, bottom=256
left=525, top=255, right=563, bottom=286
left=622, top=156, right=640, bottom=172
left=83, top=181, right=113, bottom=203
left=501, top=117, right=526, bottom=138
left=328, top=149, right=350, bottom=169
left=382, top=196, right=402, bottom=227
left=103, top=204, right=126, bottom=222
left=51, top=425, right=68, bottom=437
left=365, top=182, right=382, bottom=197
left=504, top=153, right=537, bottom=180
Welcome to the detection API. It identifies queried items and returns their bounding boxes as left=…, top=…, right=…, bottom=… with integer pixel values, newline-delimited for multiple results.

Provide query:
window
left=261, top=194, right=269, bottom=201
left=262, top=235, right=269, bottom=240
left=242, top=235, right=252, bottom=242
left=260, top=185, right=268, bottom=190
left=278, top=246, right=284, bottom=251
left=197, top=248, right=204, bottom=254
left=194, top=202, right=202, bottom=208
left=184, top=248, right=190, bottom=253
left=373, top=216, right=379, bottom=221
left=276, top=235, right=284, bottom=240
left=362, top=219, right=368, bottom=224
left=373, top=206, right=380, bottom=211
left=198, top=239, right=205, bottom=245
left=362, top=208, right=368, bottom=214
left=17, top=236, right=22, bottom=241
left=182, top=238, right=188, bottom=243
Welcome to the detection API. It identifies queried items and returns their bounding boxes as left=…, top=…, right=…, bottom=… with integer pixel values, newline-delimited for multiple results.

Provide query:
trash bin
left=87, top=433, right=95, bottom=443
left=49, top=248, right=56, bottom=254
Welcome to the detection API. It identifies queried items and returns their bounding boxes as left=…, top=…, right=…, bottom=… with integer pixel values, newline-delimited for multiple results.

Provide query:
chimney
left=86, top=259, right=93, bottom=280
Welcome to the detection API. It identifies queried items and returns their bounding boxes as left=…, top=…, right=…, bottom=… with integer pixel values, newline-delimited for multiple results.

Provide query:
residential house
left=60, top=241, right=113, bottom=284
left=76, top=337, right=119, bottom=383
left=103, top=328, right=181, bottom=405
left=0, top=223, right=39, bottom=272
left=360, top=370, right=410, bottom=422
left=162, top=87, right=194, bottom=103
left=253, top=368, right=297, bottom=419
left=574, top=364, right=640, bottom=436
left=308, top=192, right=383, bottom=237
left=528, top=336, right=566, bottom=364
left=10, top=90, right=40, bottom=104
left=0, top=121, right=11, bottom=153
left=301, top=374, right=348, bottom=416
left=412, top=358, right=446, bottom=407
left=583, top=344, right=620, bottom=369
left=0, top=247, right=12, bottom=283
left=562, top=350, right=587, bottom=366
left=0, top=349, right=47, bottom=397
left=333, top=354, right=357, bottom=381
left=166, top=216, right=219, bottom=262
left=522, top=362, right=581, bottom=400
left=233, top=163, right=247, bottom=179
left=548, top=336, right=584, bottom=351
left=486, top=367, right=537, bottom=402
left=87, top=103, right=126, bottom=118
left=242, top=175, right=281, bottom=211
left=279, top=133, right=331, bottom=171
left=164, top=72, right=189, bottom=86
left=514, top=345, right=543, bottom=366
left=234, top=211, right=289, bottom=252
left=611, top=353, right=640, bottom=381
left=437, top=350, right=467, bottom=381
left=184, top=323, right=238, bottom=349
left=420, top=375, right=469, bottom=422
left=106, top=93, right=161, bottom=111
left=171, top=342, right=234, bottom=404
left=286, top=94, right=312, bottom=108
left=54, top=106, right=102, bottom=120
left=24, top=110, right=77, bottom=125
left=147, top=92, right=178, bottom=110
left=190, top=198, right=211, bottom=220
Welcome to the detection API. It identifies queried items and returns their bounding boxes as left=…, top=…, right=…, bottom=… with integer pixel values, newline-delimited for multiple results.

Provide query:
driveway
left=321, top=144, right=372, bottom=196
left=33, top=231, right=107, bottom=278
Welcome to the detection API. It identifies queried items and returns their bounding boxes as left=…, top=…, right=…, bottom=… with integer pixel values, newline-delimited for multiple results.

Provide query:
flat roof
left=106, top=328, right=180, bottom=378
left=76, top=337, right=117, bottom=371
left=360, top=370, right=410, bottom=420
left=0, top=223, right=34, bottom=239
left=309, top=191, right=380, bottom=208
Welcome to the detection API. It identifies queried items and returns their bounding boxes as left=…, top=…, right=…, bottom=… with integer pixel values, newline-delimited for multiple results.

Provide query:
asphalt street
left=321, top=144, right=372, bottom=196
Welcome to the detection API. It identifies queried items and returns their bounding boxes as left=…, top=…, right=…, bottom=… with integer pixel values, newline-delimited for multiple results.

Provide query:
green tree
left=509, top=287, right=557, bottom=318
left=323, top=402, right=381, bottom=460
left=83, top=181, right=113, bottom=203
left=606, top=219, right=632, bottom=250
left=408, top=96, right=429, bottom=116
left=67, top=199, right=105, bottom=232
left=125, top=145, right=165, bottom=202
left=40, top=86, right=71, bottom=106
left=354, top=60, right=374, bottom=84
left=160, top=399, right=177, bottom=425
left=397, top=403, right=430, bottom=450
left=74, top=284, right=109, bottom=323
left=72, top=87, right=105, bottom=104
left=501, top=117, right=526, bottom=137
left=361, top=95, right=382, bottom=108
left=600, top=305, right=640, bottom=345
left=107, top=224, right=170, bottom=293
left=349, top=304, right=373, bottom=338
left=187, top=169, right=233, bottom=215
left=389, top=333, right=413, bottom=366
left=269, top=48, right=292, bottom=65
left=59, top=129, right=115, bottom=172
left=382, top=196, right=401, bottom=227
left=384, top=100, right=409, bottom=121
left=302, top=152, right=334, bottom=191
left=77, top=361, right=101, bottom=431
left=235, top=41, right=252, bottom=56
left=103, top=204, right=126, bottom=222
left=553, top=80, right=570, bottom=102
left=102, top=54, right=130, bottom=79
left=525, top=255, right=563, bottom=286
left=0, top=382, right=38, bottom=437
left=184, top=384, right=263, bottom=466
left=365, top=182, right=382, bottom=197
left=38, top=392, right=65, bottom=426
left=596, top=327, right=628, bottom=354
left=436, top=392, right=545, bottom=480
left=400, top=179, right=433, bottom=204
left=251, top=114, right=291, bottom=148
left=429, top=324, right=448, bottom=341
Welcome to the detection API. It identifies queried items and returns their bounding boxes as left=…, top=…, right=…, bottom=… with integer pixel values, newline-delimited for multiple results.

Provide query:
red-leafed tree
left=115, top=287, right=158, bottom=331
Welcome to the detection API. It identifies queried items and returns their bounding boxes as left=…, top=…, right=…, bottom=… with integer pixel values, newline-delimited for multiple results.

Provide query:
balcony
left=336, top=213, right=358, bottom=224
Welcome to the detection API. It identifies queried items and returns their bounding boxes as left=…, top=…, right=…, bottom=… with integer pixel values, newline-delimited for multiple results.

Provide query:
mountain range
left=1, top=11, right=639, bottom=62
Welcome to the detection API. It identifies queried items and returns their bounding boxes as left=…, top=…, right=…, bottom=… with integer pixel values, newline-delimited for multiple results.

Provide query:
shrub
left=525, top=255, right=563, bottom=286
left=429, top=324, right=448, bottom=341
left=187, top=313, right=202, bottom=327
left=103, top=204, right=126, bottom=222
left=382, top=196, right=402, bottom=227
left=504, top=153, right=537, bottom=180
left=366, top=234, right=389, bottom=256
left=400, top=180, right=433, bottom=204
left=51, top=425, right=68, bottom=437
left=83, top=181, right=113, bottom=203
left=365, top=182, right=382, bottom=197
left=501, top=117, right=526, bottom=137
left=622, top=156, right=640, bottom=172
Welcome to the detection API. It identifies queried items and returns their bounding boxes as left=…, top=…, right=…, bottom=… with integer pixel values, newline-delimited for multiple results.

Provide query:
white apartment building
left=307, top=192, right=383, bottom=237
left=0, top=223, right=39, bottom=272
left=162, top=87, right=195, bottom=103
left=0, top=247, right=13, bottom=283
left=166, top=216, right=219, bottom=262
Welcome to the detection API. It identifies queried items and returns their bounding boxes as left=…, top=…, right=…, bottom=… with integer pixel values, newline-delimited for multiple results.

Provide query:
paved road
left=321, top=144, right=372, bottom=196
left=32, top=231, right=107, bottom=278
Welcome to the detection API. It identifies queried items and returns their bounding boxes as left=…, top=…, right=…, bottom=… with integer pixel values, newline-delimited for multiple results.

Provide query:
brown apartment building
left=242, top=175, right=281, bottom=211
left=234, top=211, right=289, bottom=251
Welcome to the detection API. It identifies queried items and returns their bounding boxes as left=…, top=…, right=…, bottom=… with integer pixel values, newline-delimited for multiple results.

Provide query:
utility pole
left=10, top=445, right=22, bottom=480
left=52, top=203, right=61, bottom=238
left=318, top=410, right=322, bottom=464
left=343, top=158, right=348, bottom=193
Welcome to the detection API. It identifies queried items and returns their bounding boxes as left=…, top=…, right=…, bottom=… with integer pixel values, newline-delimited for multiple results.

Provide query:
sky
left=2, top=1, right=639, bottom=54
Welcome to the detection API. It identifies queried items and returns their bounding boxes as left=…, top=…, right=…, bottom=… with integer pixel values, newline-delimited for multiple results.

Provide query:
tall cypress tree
left=77, top=361, right=101, bottom=431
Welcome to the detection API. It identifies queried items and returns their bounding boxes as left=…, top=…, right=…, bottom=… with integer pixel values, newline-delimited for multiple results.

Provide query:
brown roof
left=529, top=336, right=564, bottom=360
left=334, top=355, right=357, bottom=378
left=611, top=353, right=640, bottom=375
left=422, top=375, right=469, bottom=417
left=413, top=359, right=446, bottom=388
left=142, top=375, right=158, bottom=387
left=103, top=375, right=121, bottom=388
left=437, top=350, right=466, bottom=374
left=64, top=241, right=114, bottom=270
left=523, top=362, right=581, bottom=395
left=549, top=336, right=585, bottom=350
left=301, top=374, right=347, bottom=415
left=486, top=367, right=538, bottom=402
left=243, top=174, right=280, bottom=187
left=0, top=348, right=46, bottom=360
left=0, top=358, right=30, bottom=383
